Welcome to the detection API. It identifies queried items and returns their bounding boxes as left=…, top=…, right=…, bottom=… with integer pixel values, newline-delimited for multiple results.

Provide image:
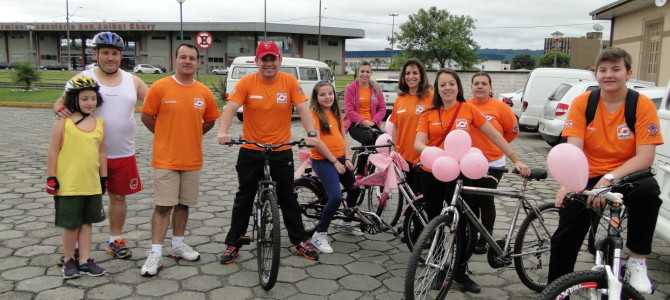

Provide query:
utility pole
left=389, top=13, right=398, bottom=65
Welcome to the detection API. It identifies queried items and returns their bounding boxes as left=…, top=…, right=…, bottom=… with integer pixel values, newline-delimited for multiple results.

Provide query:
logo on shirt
left=455, top=119, right=469, bottom=130
left=230, top=89, right=236, bottom=95
left=484, top=114, right=494, bottom=122
left=398, top=109, right=407, bottom=114
left=512, top=123, right=520, bottom=133
left=250, top=95, right=263, bottom=99
left=298, top=87, right=305, bottom=95
left=617, top=124, right=633, bottom=139
left=565, top=120, right=573, bottom=128
left=415, top=105, right=426, bottom=114
left=648, top=123, right=659, bottom=135
left=277, top=93, right=287, bottom=103
left=194, top=98, right=204, bottom=109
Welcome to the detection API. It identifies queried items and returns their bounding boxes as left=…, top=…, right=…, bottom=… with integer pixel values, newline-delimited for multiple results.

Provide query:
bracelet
left=345, top=159, right=351, bottom=162
left=331, top=160, right=337, bottom=165
left=57, top=106, right=66, bottom=112
left=508, top=153, right=521, bottom=163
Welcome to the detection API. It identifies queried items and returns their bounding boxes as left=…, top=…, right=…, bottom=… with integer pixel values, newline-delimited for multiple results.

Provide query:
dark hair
left=175, top=43, right=199, bottom=59
left=431, top=69, right=465, bottom=109
left=309, top=81, right=342, bottom=135
left=398, top=58, right=431, bottom=99
left=359, top=61, right=372, bottom=69
left=595, top=47, right=632, bottom=71
left=64, top=89, right=104, bottom=112
left=471, top=71, right=492, bottom=85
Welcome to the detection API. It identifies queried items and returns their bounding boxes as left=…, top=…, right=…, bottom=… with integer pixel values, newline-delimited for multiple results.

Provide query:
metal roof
left=590, top=0, right=655, bottom=20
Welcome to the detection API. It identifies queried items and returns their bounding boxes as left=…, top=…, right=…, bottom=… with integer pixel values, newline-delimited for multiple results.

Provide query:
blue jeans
left=310, top=156, right=361, bottom=233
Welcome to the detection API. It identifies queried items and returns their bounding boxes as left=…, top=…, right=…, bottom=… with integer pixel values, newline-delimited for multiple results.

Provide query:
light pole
left=264, top=0, right=267, bottom=39
left=65, top=1, right=81, bottom=71
left=177, top=0, right=186, bottom=42
left=26, top=25, right=35, bottom=65
left=551, top=31, right=563, bottom=68
left=389, top=13, right=398, bottom=65
left=318, top=0, right=325, bottom=61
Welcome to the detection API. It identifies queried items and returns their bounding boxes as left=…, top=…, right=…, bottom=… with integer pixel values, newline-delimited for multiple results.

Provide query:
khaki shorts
left=153, top=168, right=201, bottom=206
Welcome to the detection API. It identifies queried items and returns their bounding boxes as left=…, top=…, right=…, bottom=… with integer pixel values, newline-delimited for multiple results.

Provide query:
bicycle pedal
left=238, top=236, right=252, bottom=245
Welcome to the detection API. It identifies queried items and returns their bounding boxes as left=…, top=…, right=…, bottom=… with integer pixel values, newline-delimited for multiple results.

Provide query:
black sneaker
left=219, top=245, right=239, bottom=264
left=79, top=258, right=106, bottom=277
left=473, top=238, right=488, bottom=254
left=56, top=248, right=79, bottom=266
left=62, top=258, right=80, bottom=279
left=454, top=273, right=481, bottom=293
left=295, top=241, right=319, bottom=260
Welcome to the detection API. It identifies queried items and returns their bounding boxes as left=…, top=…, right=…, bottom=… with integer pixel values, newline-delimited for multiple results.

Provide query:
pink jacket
left=343, top=79, right=386, bottom=132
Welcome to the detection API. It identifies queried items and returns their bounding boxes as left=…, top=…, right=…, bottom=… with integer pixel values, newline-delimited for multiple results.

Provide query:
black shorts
left=54, top=195, right=106, bottom=229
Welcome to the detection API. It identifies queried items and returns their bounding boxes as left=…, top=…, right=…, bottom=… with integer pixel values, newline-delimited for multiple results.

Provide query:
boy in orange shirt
left=549, top=47, right=663, bottom=294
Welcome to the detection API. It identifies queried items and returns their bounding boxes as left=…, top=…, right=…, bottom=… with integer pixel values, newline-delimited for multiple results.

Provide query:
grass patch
left=0, top=89, right=63, bottom=103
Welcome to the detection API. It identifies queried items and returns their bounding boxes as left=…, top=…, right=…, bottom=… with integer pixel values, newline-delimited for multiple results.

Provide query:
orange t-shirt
left=228, top=72, right=307, bottom=151
left=357, top=86, right=372, bottom=121
left=389, top=90, right=434, bottom=163
left=563, top=91, right=663, bottom=178
left=466, top=97, right=520, bottom=161
left=142, top=76, right=220, bottom=170
left=417, top=102, right=488, bottom=147
left=310, top=111, right=345, bottom=160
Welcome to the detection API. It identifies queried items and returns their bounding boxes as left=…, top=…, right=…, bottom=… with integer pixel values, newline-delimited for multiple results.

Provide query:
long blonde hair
left=309, top=81, right=342, bottom=135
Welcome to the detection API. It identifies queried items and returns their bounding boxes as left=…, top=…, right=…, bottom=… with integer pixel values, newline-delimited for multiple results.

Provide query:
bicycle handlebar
left=224, top=138, right=312, bottom=150
left=351, top=143, right=394, bottom=152
left=567, top=168, right=656, bottom=205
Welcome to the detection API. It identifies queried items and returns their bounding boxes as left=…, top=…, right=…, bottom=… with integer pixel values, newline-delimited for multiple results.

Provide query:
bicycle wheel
left=402, top=199, right=427, bottom=251
left=256, top=191, right=281, bottom=290
left=294, top=177, right=325, bottom=235
left=538, top=269, right=644, bottom=300
left=373, top=188, right=402, bottom=227
left=404, top=213, right=460, bottom=300
left=514, top=202, right=559, bottom=292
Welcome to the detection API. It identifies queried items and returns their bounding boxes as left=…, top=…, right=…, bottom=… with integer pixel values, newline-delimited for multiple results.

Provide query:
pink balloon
left=460, top=152, right=489, bottom=179
left=375, top=133, right=393, bottom=154
left=420, top=147, right=445, bottom=170
left=547, top=143, right=589, bottom=192
left=298, top=150, right=310, bottom=163
left=384, top=121, right=395, bottom=136
left=443, top=130, right=472, bottom=161
left=469, top=147, right=483, bottom=155
left=432, top=156, right=460, bottom=182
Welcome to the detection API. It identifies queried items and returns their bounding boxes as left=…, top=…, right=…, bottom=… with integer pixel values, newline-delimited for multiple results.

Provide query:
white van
left=652, top=80, right=670, bottom=243
left=518, top=68, right=595, bottom=131
left=226, top=56, right=335, bottom=121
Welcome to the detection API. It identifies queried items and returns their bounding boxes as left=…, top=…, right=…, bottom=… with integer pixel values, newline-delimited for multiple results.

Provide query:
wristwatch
left=603, top=174, right=615, bottom=182
left=307, top=130, right=317, bottom=137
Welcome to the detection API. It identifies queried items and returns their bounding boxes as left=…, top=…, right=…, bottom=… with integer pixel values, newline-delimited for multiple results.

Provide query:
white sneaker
left=311, top=231, right=333, bottom=253
left=339, top=220, right=364, bottom=236
left=168, top=242, right=200, bottom=261
left=140, top=251, right=163, bottom=277
left=626, top=259, right=654, bottom=294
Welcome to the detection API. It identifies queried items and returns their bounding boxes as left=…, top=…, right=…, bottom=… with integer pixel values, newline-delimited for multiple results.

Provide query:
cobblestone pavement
left=0, top=106, right=668, bottom=300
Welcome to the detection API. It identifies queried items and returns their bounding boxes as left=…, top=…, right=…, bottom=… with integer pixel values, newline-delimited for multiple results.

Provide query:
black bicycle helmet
left=65, top=77, right=99, bottom=94
left=92, top=32, right=125, bottom=50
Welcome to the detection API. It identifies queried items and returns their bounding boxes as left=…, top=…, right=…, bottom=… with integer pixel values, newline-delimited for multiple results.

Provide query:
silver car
left=538, top=81, right=658, bottom=146
left=375, top=78, right=399, bottom=120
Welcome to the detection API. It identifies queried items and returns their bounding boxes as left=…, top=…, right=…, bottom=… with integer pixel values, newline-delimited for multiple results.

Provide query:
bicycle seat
left=513, top=168, right=548, bottom=180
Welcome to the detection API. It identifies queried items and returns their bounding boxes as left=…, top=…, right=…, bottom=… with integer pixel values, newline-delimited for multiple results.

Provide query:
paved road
left=0, top=106, right=668, bottom=299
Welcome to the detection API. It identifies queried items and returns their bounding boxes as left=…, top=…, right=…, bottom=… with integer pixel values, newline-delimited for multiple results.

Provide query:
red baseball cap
left=256, top=41, right=280, bottom=58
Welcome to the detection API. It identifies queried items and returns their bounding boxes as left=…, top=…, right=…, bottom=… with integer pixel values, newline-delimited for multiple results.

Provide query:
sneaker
left=79, top=258, right=106, bottom=277
left=626, top=259, right=654, bottom=294
left=168, top=242, right=200, bottom=261
left=140, top=251, right=163, bottom=277
left=62, top=258, right=80, bottom=279
left=311, top=231, right=333, bottom=254
left=454, top=272, right=481, bottom=293
left=294, top=241, right=319, bottom=260
left=473, top=238, right=488, bottom=255
left=219, top=245, right=239, bottom=264
left=106, top=238, right=132, bottom=259
left=57, top=248, right=79, bottom=266
left=339, top=220, right=364, bottom=236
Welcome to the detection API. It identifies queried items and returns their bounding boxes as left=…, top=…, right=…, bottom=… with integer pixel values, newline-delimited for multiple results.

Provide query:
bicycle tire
left=373, top=188, right=402, bottom=227
left=402, top=199, right=427, bottom=251
left=404, top=213, right=460, bottom=300
left=538, top=269, right=645, bottom=300
left=514, top=202, right=559, bottom=292
left=294, top=177, right=325, bottom=235
left=257, top=191, right=281, bottom=290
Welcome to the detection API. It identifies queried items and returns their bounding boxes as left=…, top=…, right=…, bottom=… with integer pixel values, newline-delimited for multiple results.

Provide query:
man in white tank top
left=53, top=32, right=149, bottom=262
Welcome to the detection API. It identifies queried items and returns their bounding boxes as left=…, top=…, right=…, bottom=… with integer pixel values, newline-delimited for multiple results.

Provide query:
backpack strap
left=584, top=88, right=639, bottom=134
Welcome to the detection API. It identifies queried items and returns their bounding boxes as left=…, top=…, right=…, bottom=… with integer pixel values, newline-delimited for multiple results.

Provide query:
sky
left=1, top=0, right=615, bottom=51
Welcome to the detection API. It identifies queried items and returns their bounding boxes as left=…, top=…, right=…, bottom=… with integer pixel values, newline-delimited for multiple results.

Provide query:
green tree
left=371, top=57, right=383, bottom=68
left=13, top=63, right=41, bottom=91
left=391, top=6, right=480, bottom=70
left=325, top=59, right=340, bottom=72
left=388, top=55, right=409, bottom=70
left=537, top=52, right=571, bottom=68
left=511, top=54, right=536, bottom=70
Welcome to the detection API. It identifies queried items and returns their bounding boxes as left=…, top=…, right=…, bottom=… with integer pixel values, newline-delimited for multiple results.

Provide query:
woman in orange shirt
left=466, top=72, right=520, bottom=254
left=389, top=58, right=433, bottom=193
left=414, top=69, right=530, bottom=293
left=309, top=82, right=362, bottom=254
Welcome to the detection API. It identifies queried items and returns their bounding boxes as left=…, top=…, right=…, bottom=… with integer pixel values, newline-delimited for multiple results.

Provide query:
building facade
left=543, top=32, right=607, bottom=69
left=0, top=22, right=363, bottom=75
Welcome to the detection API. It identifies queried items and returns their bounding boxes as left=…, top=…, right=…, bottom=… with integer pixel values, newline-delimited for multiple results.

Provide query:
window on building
left=328, top=41, right=338, bottom=46
left=640, top=17, right=663, bottom=84
left=151, top=36, right=167, bottom=40
left=208, top=57, right=224, bottom=63
left=307, top=40, right=318, bottom=46
left=214, top=37, right=223, bottom=43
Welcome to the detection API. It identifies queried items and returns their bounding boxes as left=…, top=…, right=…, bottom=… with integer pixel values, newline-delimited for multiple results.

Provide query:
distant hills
left=477, top=49, right=544, bottom=62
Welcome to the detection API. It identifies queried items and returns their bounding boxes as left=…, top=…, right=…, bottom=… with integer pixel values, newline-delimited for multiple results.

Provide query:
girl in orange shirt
left=414, top=69, right=530, bottom=293
left=466, top=72, right=520, bottom=255
left=309, top=82, right=362, bottom=254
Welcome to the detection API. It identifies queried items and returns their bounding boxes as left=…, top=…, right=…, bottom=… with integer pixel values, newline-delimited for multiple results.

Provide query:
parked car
left=375, top=78, right=399, bottom=119
left=84, top=63, right=97, bottom=70
left=0, top=62, right=20, bottom=70
left=40, top=63, right=69, bottom=71
left=151, top=64, right=167, bottom=73
left=212, top=67, right=228, bottom=75
left=497, top=88, right=524, bottom=119
left=133, top=64, right=162, bottom=74
left=538, top=81, right=659, bottom=146
left=652, top=80, right=670, bottom=244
